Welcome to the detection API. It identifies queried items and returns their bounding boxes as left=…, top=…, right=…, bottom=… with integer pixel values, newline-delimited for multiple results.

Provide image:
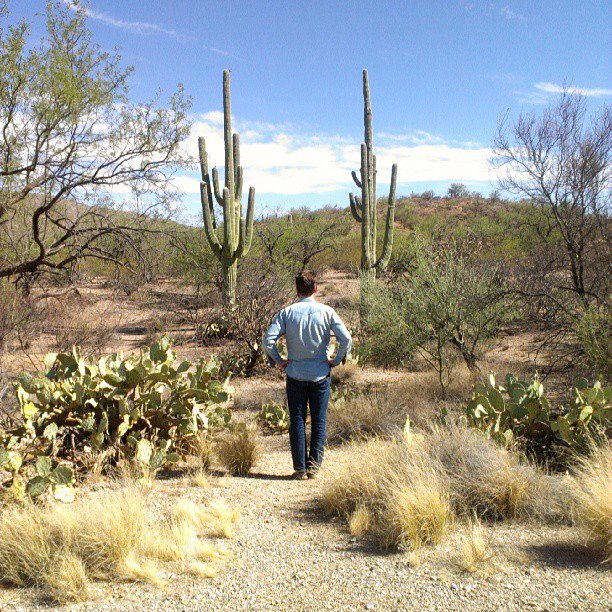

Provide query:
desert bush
left=570, top=442, right=611, bottom=562
left=464, top=373, right=611, bottom=466
left=362, top=235, right=509, bottom=392
left=426, top=423, right=561, bottom=521
left=327, top=392, right=407, bottom=444
left=0, top=485, right=235, bottom=603
left=321, top=423, right=565, bottom=550
left=216, top=423, right=261, bottom=476
left=578, top=306, right=611, bottom=380
left=0, top=337, right=233, bottom=500
left=259, top=401, right=290, bottom=433
left=321, top=437, right=452, bottom=550
left=493, top=93, right=610, bottom=374
left=50, top=301, right=116, bottom=357
left=225, top=255, right=293, bottom=375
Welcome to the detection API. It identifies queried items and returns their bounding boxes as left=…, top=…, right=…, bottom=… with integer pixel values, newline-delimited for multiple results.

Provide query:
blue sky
left=14, top=0, right=612, bottom=218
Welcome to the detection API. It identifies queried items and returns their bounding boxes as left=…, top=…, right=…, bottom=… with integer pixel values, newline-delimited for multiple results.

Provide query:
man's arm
left=330, top=310, right=352, bottom=367
left=263, top=310, right=286, bottom=368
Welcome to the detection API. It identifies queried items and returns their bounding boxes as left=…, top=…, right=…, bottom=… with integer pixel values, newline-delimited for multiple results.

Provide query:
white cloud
left=534, top=82, right=612, bottom=97
left=515, top=82, right=612, bottom=104
left=179, top=114, right=495, bottom=197
left=61, top=1, right=184, bottom=39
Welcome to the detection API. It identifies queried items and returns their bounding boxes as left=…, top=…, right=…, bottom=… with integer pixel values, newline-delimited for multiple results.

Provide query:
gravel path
left=1, top=433, right=610, bottom=611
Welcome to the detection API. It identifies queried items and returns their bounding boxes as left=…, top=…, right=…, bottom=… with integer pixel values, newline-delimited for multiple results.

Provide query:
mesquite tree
left=349, top=70, right=398, bottom=319
left=0, top=2, right=191, bottom=287
left=198, top=70, right=255, bottom=308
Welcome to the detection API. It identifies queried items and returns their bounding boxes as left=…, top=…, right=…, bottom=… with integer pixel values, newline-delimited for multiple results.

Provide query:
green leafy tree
left=0, top=2, right=191, bottom=287
left=363, top=235, right=510, bottom=394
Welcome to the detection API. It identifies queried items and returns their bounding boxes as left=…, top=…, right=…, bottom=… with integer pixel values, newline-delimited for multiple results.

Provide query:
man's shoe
left=306, top=469, right=319, bottom=479
left=292, top=471, right=308, bottom=480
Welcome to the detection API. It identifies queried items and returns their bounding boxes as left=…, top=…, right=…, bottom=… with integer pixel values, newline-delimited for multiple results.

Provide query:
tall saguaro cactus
left=199, top=70, right=255, bottom=308
left=349, top=70, right=398, bottom=319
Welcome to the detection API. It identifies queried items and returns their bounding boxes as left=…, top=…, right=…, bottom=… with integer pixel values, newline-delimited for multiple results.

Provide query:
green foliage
left=362, top=235, right=510, bottom=390
left=578, top=306, right=611, bottom=380
left=259, top=401, right=290, bottom=433
left=0, top=337, right=233, bottom=499
left=465, top=373, right=611, bottom=466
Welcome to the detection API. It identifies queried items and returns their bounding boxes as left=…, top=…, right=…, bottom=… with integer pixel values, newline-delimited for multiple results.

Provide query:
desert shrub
left=578, top=306, right=611, bottom=380
left=225, top=255, right=293, bottom=375
left=464, top=373, right=611, bottom=467
left=362, top=235, right=509, bottom=392
left=321, top=423, right=565, bottom=550
left=321, top=437, right=451, bottom=550
left=330, top=354, right=360, bottom=386
left=50, top=300, right=116, bottom=357
left=259, top=401, right=290, bottom=433
left=327, top=392, right=407, bottom=444
left=0, top=337, right=233, bottom=500
left=0, top=485, right=235, bottom=603
left=216, top=423, right=261, bottom=476
left=570, top=442, right=611, bottom=562
left=426, top=424, right=562, bottom=521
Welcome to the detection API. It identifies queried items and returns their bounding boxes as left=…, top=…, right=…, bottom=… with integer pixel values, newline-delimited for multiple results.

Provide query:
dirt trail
left=1, top=431, right=610, bottom=611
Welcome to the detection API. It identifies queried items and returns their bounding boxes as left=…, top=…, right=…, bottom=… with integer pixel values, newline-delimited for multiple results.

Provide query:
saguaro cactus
left=349, top=70, right=397, bottom=318
left=199, top=70, right=255, bottom=308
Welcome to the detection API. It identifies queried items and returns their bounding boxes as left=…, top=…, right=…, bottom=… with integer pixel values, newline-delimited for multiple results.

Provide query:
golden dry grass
left=0, top=485, right=237, bottom=604
left=43, top=552, right=91, bottom=604
left=570, top=442, right=612, bottom=562
left=348, top=505, right=372, bottom=537
left=320, top=422, right=566, bottom=551
left=216, top=423, right=261, bottom=476
left=426, top=424, right=554, bottom=520
left=321, top=437, right=452, bottom=551
left=191, top=432, right=215, bottom=473
left=459, top=516, right=495, bottom=575
left=327, top=392, right=407, bottom=444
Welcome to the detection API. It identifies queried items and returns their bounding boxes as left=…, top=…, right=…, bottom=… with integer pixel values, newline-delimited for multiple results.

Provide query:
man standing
left=263, top=270, right=352, bottom=480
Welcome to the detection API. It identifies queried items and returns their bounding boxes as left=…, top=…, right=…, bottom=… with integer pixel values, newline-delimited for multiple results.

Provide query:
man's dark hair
left=296, top=270, right=317, bottom=296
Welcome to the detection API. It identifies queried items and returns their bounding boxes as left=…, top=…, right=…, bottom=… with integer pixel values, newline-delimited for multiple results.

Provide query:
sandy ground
left=1, top=429, right=609, bottom=611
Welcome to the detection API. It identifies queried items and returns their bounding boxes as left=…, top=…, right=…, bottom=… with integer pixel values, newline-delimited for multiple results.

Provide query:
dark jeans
left=286, top=375, right=331, bottom=473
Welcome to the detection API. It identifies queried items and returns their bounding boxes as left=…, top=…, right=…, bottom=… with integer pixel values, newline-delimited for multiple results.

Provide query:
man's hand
left=276, top=361, right=289, bottom=372
left=328, top=359, right=336, bottom=368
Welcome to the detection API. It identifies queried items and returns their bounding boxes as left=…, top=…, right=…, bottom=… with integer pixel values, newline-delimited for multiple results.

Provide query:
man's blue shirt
left=263, top=296, right=352, bottom=382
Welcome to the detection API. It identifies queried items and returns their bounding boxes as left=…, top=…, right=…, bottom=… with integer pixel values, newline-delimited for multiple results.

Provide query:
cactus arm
left=234, top=186, right=255, bottom=260
left=360, top=142, right=371, bottom=266
left=351, top=170, right=362, bottom=189
left=375, top=163, right=397, bottom=274
left=212, top=167, right=224, bottom=205
left=235, top=166, right=243, bottom=205
left=242, top=186, right=256, bottom=255
left=349, top=193, right=363, bottom=222
left=198, top=136, right=216, bottom=229
left=371, top=153, right=377, bottom=248
left=200, top=183, right=222, bottom=257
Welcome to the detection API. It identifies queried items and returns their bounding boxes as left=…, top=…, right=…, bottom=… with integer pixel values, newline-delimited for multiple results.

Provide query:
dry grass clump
left=44, top=552, right=92, bottom=604
left=216, top=423, right=261, bottom=476
left=321, top=422, right=565, bottom=551
left=426, top=424, right=546, bottom=520
left=331, top=363, right=358, bottom=385
left=327, top=392, right=407, bottom=444
left=322, top=437, right=452, bottom=550
left=570, top=442, right=612, bottom=562
left=459, top=516, right=495, bottom=575
left=0, top=485, right=237, bottom=603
